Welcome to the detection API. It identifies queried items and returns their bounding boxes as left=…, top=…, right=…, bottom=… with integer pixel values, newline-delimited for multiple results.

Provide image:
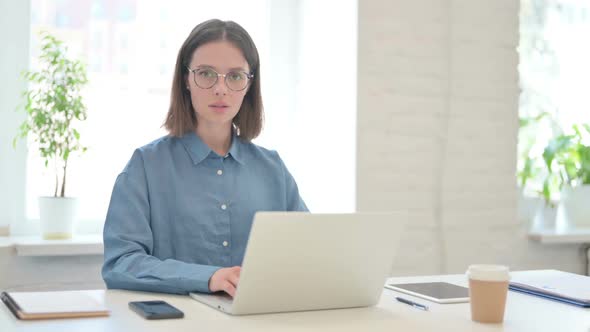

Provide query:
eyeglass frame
left=186, top=66, right=254, bottom=91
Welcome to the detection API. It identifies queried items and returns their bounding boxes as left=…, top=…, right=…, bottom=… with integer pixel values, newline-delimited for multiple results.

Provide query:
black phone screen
left=129, top=300, right=184, bottom=320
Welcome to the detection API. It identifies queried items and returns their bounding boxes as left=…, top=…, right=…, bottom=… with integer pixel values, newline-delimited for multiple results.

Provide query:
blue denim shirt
left=102, top=132, right=308, bottom=294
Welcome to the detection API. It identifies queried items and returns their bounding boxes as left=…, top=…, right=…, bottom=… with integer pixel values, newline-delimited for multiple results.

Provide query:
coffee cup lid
left=466, top=264, right=510, bottom=281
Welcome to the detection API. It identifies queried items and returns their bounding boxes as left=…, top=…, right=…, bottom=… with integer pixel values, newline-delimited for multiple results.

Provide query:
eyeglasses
left=186, top=66, right=254, bottom=91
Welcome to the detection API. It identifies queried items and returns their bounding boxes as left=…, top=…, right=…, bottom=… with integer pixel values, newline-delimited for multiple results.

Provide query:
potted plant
left=13, top=32, right=88, bottom=239
left=542, top=124, right=590, bottom=228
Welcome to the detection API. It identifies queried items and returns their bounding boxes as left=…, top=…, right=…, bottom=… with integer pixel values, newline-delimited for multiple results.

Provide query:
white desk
left=1, top=271, right=588, bottom=332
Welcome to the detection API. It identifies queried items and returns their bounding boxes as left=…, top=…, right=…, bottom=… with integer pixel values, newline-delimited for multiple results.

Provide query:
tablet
left=385, top=282, right=470, bottom=303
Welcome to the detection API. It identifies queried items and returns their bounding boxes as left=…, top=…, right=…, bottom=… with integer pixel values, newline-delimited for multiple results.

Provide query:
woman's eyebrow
left=195, top=64, right=248, bottom=72
left=194, top=64, right=215, bottom=69
left=229, top=66, right=248, bottom=72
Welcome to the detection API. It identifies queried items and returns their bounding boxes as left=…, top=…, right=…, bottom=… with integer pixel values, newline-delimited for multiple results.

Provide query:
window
left=518, top=0, right=590, bottom=196
left=20, top=0, right=356, bottom=232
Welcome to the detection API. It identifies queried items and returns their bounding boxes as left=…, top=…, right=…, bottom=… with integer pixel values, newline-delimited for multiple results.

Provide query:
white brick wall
left=358, top=0, right=584, bottom=275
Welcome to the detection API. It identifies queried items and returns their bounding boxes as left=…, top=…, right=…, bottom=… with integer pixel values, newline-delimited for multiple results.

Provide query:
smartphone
left=129, top=300, right=184, bottom=320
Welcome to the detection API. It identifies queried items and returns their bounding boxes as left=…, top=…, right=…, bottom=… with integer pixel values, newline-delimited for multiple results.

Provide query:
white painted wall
left=0, top=0, right=28, bottom=232
left=0, top=247, right=104, bottom=291
left=357, top=0, right=584, bottom=276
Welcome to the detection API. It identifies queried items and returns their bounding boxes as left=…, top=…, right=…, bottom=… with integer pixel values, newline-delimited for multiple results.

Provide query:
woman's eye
left=198, top=70, right=216, bottom=78
left=228, top=72, right=244, bottom=81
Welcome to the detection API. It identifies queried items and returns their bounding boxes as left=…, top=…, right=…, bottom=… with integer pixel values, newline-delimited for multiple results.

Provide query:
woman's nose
left=213, top=75, right=228, bottom=96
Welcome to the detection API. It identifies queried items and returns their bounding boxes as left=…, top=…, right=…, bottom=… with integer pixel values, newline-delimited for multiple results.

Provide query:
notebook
left=1, top=290, right=110, bottom=320
left=509, top=270, right=590, bottom=308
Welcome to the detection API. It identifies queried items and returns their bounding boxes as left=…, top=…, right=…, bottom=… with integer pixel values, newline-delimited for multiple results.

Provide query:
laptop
left=189, top=211, right=406, bottom=315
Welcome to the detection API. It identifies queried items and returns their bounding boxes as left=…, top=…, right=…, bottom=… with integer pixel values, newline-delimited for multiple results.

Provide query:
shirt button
left=222, top=241, right=229, bottom=247
left=221, top=204, right=227, bottom=210
left=217, top=169, right=223, bottom=175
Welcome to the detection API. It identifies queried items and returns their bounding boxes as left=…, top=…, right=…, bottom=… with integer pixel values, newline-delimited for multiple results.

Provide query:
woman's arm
left=101, top=150, right=221, bottom=294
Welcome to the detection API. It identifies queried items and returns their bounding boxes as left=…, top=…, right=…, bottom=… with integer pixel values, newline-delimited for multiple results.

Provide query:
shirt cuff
left=178, top=264, right=223, bottom=293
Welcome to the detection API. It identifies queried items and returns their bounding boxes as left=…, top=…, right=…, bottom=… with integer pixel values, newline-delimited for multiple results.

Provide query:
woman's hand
left=209, top=266, right=241, bottom=297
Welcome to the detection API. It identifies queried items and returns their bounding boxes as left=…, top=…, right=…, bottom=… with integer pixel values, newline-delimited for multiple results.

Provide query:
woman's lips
left=209, top=104, right=229, bottom=113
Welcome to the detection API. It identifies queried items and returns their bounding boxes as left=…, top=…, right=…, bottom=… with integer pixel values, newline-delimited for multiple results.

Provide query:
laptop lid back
left=231, top=212, right=405, bottom=315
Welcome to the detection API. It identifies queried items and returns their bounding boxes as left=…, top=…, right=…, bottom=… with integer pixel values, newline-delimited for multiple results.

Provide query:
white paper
left=9, top=290, right=108, bottom=314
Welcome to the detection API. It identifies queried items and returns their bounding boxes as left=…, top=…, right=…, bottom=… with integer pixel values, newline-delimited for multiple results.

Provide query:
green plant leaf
left=543, top=135, right=572, bottom=170
left=542, top=178, right=552, bottom=205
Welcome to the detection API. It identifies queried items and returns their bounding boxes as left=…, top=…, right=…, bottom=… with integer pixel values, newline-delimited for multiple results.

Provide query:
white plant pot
left=531, top=203, right=557, bottom=231
left=517, top=189, right=541, bottom=229
left=560, top=185, right=590, bottom=228
left=39, top=196, right=79, bottom=239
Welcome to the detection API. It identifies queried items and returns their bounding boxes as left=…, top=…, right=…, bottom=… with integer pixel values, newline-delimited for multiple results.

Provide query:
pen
left=395, top=297, right=429, bottom=311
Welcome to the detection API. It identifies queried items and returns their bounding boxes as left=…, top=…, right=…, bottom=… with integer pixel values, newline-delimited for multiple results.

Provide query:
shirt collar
left=180, top=131, right=245, bottom=165
left=227, top=133, right=245, bottom=165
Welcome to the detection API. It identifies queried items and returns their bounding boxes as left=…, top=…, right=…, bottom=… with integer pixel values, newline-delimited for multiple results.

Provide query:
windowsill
left=528, top=226, right=590, bottom=244
left=0, top=234, right=103, bottom=256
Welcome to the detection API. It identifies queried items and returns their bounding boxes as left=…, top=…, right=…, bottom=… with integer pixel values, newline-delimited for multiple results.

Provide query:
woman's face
left=186, top=40, right=250, bottom=132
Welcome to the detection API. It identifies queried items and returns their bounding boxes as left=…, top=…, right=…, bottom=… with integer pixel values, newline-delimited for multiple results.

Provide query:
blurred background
left=1, top=0, right=589, bottom=291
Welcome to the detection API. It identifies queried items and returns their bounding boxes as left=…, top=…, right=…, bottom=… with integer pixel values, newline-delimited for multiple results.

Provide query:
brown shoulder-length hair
left=164, top=19, right=263, bottom=141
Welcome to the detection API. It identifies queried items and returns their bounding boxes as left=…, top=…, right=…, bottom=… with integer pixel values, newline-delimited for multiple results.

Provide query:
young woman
left=102, top=19, right=307, bottom=297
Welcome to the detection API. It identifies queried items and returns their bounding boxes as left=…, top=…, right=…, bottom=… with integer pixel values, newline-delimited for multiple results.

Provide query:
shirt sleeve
left=277, top=152, right=309, bottom=212
left=101, top=150, right=222, bottom=294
